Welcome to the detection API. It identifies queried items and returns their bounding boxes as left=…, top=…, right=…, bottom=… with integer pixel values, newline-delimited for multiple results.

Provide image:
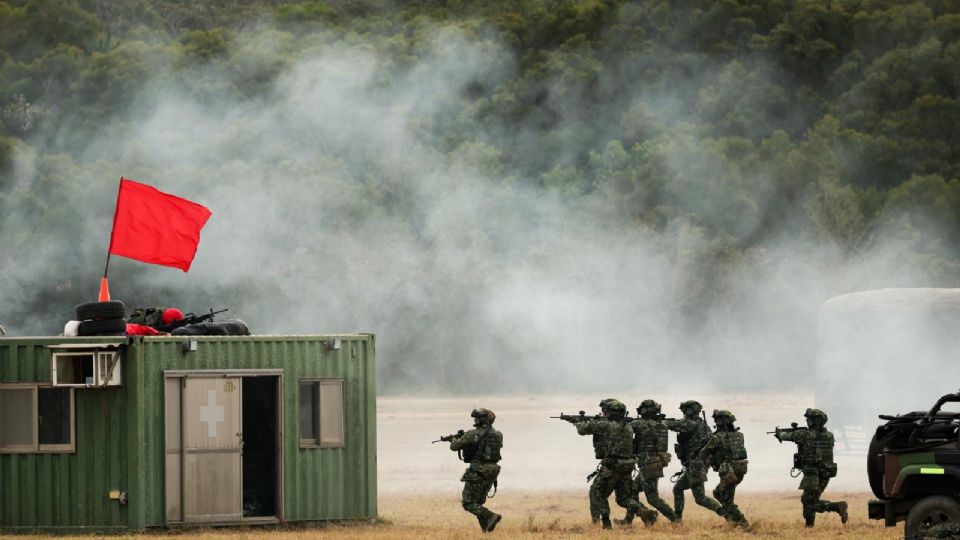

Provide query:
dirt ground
left=116, top=491, right=896, bottom=539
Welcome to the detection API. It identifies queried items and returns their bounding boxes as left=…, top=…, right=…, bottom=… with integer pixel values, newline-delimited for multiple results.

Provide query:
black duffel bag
left=171, top=319, right=250, bottom=336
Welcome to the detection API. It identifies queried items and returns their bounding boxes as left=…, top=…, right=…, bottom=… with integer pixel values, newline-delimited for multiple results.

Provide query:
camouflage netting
left=921, top=522, right=960, bottom=539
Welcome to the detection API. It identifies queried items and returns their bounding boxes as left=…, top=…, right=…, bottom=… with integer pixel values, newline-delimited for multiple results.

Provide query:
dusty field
left=5, top=492, right=899, bottom=539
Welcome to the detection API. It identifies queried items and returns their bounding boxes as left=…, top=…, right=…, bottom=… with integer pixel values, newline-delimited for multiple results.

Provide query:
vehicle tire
left=867, top=432, right=888, bottom=500
left=76, top=301, right=125, bottom=321
left=904, top=496, right=960, bottom=539
left=77, top=318, right=126, bottom=336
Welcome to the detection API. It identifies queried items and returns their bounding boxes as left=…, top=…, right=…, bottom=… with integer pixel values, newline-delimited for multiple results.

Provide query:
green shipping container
left=0, top=334, right=377, bottom=532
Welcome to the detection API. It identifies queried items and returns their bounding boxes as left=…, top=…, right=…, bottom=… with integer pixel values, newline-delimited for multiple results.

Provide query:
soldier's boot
left=483, top=512, right=502, bottom=532
left=804, top=510, right=815, bottom=528
left=591, top=516, right=599, bottom=524
left=638, top=508, right=658, bottom=526
left=601, top=515, right=612, bottom=529
left=661, top=507, right=681, bottom=523
left=614, top=509, right=634, bottom=526
left=833, top=502, right=848, bottom=524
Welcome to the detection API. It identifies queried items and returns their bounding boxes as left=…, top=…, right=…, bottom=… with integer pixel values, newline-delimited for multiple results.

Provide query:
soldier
left=589, top=399, right=615, bottom=523
left=698, top=410, right=749, bottom=527
left=775, top=408, right=848, bottom=527
left=623, top=399, right=680, bottom=523
left=664, top=400, right=726, bottom=522
left=573, top=399, right=656, bottom=529
left=448, top=408, right=503, bottom=532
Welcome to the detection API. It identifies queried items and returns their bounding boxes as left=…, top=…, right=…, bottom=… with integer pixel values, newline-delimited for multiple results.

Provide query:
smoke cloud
left=0, top=8, right=954, bottom=416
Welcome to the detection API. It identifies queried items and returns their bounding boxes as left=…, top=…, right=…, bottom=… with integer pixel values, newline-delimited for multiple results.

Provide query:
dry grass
left=23, top=491, right=901, bottom=539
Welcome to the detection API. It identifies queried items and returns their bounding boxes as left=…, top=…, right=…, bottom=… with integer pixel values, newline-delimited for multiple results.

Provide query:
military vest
left=476, top=427, right=503, bottom=463
left=604, top=420, right=635, bottom=459
left=593, top=433, right=606, bottom=459
left=677, top=417, right=711, bottom=460
left=798, top=429, right=834, bottom=467
left=711, top=430, right=747, bottom=467
left=633, top=418, right=668, bottom=454
left=127, top=306, right=169, bottom=328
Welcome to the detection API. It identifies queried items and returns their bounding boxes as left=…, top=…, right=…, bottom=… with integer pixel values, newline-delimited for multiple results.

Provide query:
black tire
left=77, top=318, right=126, bottom=336
left=905, top=496, right=960, bottom=539
left=76, top=301, right=125, bottom=321
left=867, top=433, right=887, bottom=500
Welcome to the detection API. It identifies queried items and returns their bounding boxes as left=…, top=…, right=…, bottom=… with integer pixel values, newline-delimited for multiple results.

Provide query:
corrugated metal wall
left=0, top=337, right=135, bottom=532
left=0, top=334, right=377, bottom=532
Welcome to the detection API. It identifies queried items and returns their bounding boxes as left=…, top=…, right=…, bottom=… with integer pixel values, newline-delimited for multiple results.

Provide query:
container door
left=182, top=377, right=243, bottom=523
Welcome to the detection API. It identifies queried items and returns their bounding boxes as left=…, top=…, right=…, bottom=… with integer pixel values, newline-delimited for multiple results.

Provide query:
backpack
left=127, top=307, right=169, bottom=328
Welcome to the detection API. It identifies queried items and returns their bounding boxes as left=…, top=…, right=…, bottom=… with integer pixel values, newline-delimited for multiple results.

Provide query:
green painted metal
left=0, top=334, right=377, bottom=532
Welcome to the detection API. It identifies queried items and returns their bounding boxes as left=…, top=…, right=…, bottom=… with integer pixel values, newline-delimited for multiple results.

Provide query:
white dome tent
left=816, top=288, right=960, bottom=430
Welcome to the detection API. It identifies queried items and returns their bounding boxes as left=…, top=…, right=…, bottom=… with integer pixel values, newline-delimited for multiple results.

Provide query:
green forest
left=1, top=0, right=959, bottom=390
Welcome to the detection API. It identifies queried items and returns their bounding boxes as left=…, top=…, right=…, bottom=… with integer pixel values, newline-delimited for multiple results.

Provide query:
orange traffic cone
left=98, top=277, right=111, bottom=302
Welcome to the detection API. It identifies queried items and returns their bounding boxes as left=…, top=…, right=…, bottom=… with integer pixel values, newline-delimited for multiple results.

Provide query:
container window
left=319, top=380, right=345, bottom=447
left=52, top=350, right=120, bottom=387
left=299, top=382, right=318, bottom=444
left=299, top=378, right=345, bottom=448
left=53, top=354, right=95, bottom=385
left=38, top=388, right=71, bottom=446
left=0, top=385, right=74, bottom=453
left=0, top=388, right=34, bottom=451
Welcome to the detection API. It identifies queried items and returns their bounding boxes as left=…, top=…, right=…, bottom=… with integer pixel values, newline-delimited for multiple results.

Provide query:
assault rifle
left=636, top=407, right=666, bottom=420
left=550, top=411, right=599, bottom=423
left=551, top=411, right=634, bottom=423
left=431, top=429, right=465, bottom=443
left=767, top=422, right=805, bottom=439
left=159, top=308, right=228, bottom=333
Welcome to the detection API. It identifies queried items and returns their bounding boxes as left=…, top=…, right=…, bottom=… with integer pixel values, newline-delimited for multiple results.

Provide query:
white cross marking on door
left=199, top=389, right=225, bottom=438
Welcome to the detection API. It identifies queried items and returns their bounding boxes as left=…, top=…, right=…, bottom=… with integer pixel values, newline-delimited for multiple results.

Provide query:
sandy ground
left=377, top=393, right=872, bottom=493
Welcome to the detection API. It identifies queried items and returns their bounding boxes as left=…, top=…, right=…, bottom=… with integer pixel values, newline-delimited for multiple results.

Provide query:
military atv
left=868, top=390, right=960, bottom=538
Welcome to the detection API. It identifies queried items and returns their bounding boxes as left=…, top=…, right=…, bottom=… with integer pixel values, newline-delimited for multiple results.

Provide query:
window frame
left=298, top=378, right=346, bottom=449
left=0, top=383, right=76, bottom=454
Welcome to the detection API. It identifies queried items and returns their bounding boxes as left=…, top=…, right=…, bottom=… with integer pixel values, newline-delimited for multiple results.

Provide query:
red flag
left=108, top=178, right=212, bottom=272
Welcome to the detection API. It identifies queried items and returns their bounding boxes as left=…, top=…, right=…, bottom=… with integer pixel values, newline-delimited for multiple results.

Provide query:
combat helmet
left=679, top=400, right=703, bottom=416
left=804, top=408, right=828, bottom=428
left=637, top=399, right=662, bottom=417
left=471, top=408, right=496, bottom=425
left=604, top=399, right=628, bottom=419
left=712, top=409, right=736, bottom=424
left=599, top=398, right=617, bottom=412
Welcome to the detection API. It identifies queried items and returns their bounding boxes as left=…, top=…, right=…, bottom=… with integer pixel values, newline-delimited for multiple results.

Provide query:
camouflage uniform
left=628, top=400, right=680, bottom=522
left=575, top=400, right=652, bottom=529
left=450, top=408, right=503, bottom=532
left=698, top=410, right=749, bottom=526
left=588, top=398, right=616, bottom=523
left=664, top=400, right=725, bottom=521
left=776, top=408, right=847, bottom=527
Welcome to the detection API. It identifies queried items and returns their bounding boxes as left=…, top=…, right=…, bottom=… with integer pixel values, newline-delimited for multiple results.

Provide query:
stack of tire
left=76, top=301, right=126, bottom=336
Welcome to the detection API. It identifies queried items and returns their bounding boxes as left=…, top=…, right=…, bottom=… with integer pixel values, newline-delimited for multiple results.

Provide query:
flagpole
left=98, top=178, right=125, bottom=302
